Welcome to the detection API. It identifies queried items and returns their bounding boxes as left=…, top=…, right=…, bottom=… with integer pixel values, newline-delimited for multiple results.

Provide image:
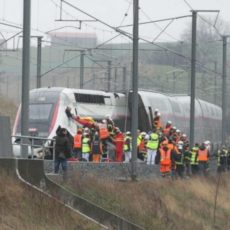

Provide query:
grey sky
left=0, top=0, right=230, bottom=47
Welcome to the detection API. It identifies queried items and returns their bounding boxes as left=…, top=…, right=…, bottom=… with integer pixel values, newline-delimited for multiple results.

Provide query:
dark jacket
left=91, top=135, right=102, bottom=155
left=54, top=129, right=72, bottom=159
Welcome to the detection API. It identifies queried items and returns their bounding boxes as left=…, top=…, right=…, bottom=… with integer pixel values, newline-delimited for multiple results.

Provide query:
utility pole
left=189, top=10, right=219, bottom=148
left=114, top=67, right=117, bottom=92
left=214, top=61, right=217, bottom=105
left=122, top=66, right=127, bottom=92
left=80, top=50, right=85, bottom=89
left=222, top=36, right=229, bottom=145
left=107, top=60, right=111, bottom=91
left=36, top=36, right=42, bottom=88
left=189, top=10, right=197, bottom=149
left=131, top=0, right=139, bottom=181
left=21, top=0, right=31, bottom=157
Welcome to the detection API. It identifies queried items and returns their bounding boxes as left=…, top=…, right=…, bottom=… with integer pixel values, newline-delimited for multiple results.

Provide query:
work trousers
left=55, top=158, right=67, bottom=174
left=199, top=161, right=209, bottom=175
left=191, top=164, right=199, bottom=175
left=82, top=152, right=90, bottom=162
left=124, top=151, right=131, bottom=163
left=147, top=149, right=157, bottom=165
left=175, top=164, right=184, bottom=178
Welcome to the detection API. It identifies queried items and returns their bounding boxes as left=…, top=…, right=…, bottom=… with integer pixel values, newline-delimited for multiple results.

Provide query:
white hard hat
left=126, top=131, right=131, bottom=135
left=178, top=140, right=183, bottom=145
left=167, top=120, right=172, bottom=124
left=154, top=108, right=159, bottom=112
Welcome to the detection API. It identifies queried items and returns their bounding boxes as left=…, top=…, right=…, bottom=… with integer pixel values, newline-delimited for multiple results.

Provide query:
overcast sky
left=0, top=0, right=230, bottom=47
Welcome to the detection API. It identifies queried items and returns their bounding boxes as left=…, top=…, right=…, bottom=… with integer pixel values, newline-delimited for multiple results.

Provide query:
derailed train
left=12, top=87, right=222, bottom=156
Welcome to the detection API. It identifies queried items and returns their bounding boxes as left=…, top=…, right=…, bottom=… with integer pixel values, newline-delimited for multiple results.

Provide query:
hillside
left=0, top=171, right=100, bottom=230
left=55, top=172, right=230, bottom=230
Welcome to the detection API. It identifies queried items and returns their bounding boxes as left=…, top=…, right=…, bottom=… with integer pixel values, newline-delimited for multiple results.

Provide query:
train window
left=74, top=93, right=105, bottom=104
left=29, top=104, right=53, bottom=121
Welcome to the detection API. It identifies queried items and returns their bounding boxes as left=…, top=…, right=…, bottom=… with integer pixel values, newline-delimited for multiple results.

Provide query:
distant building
left=0, top=39, right=7, bottom=50
left=49, top=32, right=97, bottom=48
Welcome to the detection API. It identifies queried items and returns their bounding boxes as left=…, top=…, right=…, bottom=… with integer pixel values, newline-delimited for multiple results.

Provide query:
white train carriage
left=12, top=87, right=222, bottom=157
left=135, top=90, right=222, bottom=148
left=12, top=87, right=128, bottom=157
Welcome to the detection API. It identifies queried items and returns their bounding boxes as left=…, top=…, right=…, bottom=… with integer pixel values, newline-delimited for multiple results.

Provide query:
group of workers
left=53, top=107, right=230, bottom=177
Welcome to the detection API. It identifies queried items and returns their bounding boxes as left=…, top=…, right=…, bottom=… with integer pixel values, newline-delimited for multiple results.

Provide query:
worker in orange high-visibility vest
left=113, top=128, right=124, bottom=162
left=97, top=121, right=110, bottom=154
left=73, top=128, right=82, bottom=160
left=198, top=142, right=210, bottom=175
left=153, top=109, right=162, bottom=131
left=155, top=141, right=176, bottom=177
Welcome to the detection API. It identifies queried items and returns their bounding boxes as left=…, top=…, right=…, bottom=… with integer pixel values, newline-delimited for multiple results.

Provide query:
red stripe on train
left=48, top=97, right=60, bottom=135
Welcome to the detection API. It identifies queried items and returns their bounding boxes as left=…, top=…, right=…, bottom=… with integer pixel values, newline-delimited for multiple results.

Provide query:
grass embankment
left=62, top=172, right=230, bottom=230
left=0, top=171, right=101, bottom=230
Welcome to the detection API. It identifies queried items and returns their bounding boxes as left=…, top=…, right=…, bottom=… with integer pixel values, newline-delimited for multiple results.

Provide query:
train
left=12, top=87, right=222, bottom=156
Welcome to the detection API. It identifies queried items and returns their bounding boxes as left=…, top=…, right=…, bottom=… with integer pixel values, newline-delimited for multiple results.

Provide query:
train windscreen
left=15, top=103, right=54, bottom=138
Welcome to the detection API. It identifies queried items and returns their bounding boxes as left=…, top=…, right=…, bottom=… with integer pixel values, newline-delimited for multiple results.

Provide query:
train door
left=128, top=92, right=150, bottom=132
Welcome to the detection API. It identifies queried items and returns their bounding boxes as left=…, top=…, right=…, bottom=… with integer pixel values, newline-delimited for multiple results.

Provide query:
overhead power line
left=40, top=53, right=81, bottom=77
left=182, top=0, right=222, bottom=37
left=58, top=0, right=223, bottom=77
left=117, top=15, right=191, bottom=28
left=61, top=0, right=132, bottom=39
left=152, top=19, right=174, bottom=42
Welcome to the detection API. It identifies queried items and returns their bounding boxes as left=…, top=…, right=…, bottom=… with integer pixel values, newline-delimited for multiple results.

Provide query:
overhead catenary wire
left=118, top=0, right=132, bottom=27
left=59, top=0, right=224, bottom=78
left=117, top=15, right=191, bottom=28
left=152, top=19, right=174, bottom=43
left=0, top=31, right=22, bottom=46
left=182, top=0, right=222, bottom=38
left=40, top=53, right=81, bottom=77
left=139, top=9, right=185, bottom=42
left=61, top=0, right=132, bottom=39
left=0, top=0, right=226, bottom=83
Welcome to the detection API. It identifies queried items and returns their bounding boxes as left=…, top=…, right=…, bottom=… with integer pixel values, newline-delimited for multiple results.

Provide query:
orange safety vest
left=73, top=134, right=82, bottom=148
left=139, top=140, right=146, bottom=153
left=98, top=123, right=109, bottom=139
left=198, top=149, right=208, bottom=161
left=167, top=143, right=174, bottom=151
left=160, top=148, right=171, bottom=166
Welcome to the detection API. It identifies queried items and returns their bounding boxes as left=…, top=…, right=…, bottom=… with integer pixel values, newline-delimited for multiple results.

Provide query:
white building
left=49, top=32, right=97, bottom=48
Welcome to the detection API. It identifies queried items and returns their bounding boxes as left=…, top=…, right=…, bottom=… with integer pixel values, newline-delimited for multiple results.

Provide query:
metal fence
left=12, top=135, right=55, bottom=159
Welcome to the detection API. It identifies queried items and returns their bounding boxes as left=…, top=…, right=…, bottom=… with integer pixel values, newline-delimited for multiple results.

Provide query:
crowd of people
left=52, top=107, right=230, bottom=178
